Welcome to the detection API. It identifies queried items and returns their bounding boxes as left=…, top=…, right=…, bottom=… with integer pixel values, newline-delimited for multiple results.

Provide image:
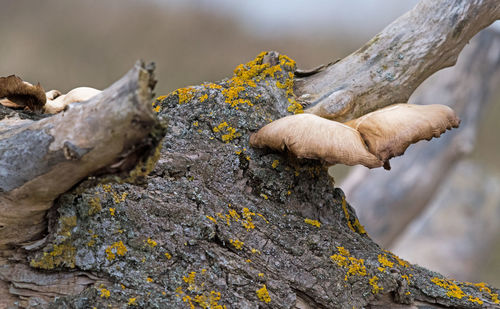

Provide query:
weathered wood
left=0, top=61, right=165, bottom=249
left=296, top=0, right=500, bottom=122
left=340, top=29, right=500, bottom=248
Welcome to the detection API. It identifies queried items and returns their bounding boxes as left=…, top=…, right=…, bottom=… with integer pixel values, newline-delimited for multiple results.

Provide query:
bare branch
left=296, top=0, right=500, bottom=122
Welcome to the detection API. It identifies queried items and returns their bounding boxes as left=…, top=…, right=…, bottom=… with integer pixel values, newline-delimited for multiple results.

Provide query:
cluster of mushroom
left=250, top=103, right=460, bottom=170
left=0, top=75, right=100, bottom=114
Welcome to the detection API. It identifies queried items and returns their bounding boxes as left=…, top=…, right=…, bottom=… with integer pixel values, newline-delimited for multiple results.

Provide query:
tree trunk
left=1, top=1, right=500, bottom=308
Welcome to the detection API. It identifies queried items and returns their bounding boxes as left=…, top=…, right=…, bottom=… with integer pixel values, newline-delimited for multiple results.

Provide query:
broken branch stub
left=0, top=61, right=165, bottom=249
left=295, top=0, right=500, bottom=122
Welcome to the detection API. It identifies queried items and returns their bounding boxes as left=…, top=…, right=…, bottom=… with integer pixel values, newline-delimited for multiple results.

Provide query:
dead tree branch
left=296, top=0, right=500, bottom=122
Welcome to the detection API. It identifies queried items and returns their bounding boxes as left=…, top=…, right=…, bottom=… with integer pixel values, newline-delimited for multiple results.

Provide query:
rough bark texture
left=295, top=0, right=500, bottom=122
left=340, top=29, right=500, bottom=248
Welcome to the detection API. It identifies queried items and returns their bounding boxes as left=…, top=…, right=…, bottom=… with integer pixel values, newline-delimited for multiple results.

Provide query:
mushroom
left=250, top=104, right=460, bottom=170
left=344, top=104, right=460, bottom=164
left=44, top=87, right=101, bottom=114
left=249, top=113, right=384, bottom=168
left=0, top=75, right=46, bottom=112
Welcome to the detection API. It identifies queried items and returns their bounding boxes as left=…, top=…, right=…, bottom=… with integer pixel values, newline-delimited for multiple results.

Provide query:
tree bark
left=1, top=2, right=500, bottom=309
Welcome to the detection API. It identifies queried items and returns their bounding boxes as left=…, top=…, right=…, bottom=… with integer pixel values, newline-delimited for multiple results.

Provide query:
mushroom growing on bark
left=250, top=103, right=460, bottom=170
left=0, top=75, right=101, bottom=114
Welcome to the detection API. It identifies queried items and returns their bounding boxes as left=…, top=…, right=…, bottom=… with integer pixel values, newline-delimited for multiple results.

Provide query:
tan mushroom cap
left=44, top=87, right=101, bottom=114
left=250, top=113, right=384, bottom=168
left=0, top=75, right=46, bottom=112
left=344, top=104, right=460, bottom=162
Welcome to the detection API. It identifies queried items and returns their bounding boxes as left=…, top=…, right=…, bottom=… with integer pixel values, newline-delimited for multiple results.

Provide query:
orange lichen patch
left=178, top=271, right=227, bottom=308
left=146, top=277, right=154, bottom=283
left=467, top=296, right=483, bottom=304
left=466, top=282, right=499, bottom=304
left=112, top=192, right=128, bottom=204
left=88, top=196, right=102, bottom=215
left=229, top=239, right=244, bottom=250
left=369, top=276, right=383, bottom=294
left=212, top=121, right=241, bottom=143
left=146, top=238, right=157, bottom=248
left=100, top=288, right=110, bottom=299
left=251, top=248, right=261, bottom=255
left=431, top=277, right=465, bottom=299
left=330, top=246, right=367, bottom=281
left=30, top=243, right=76, bottom=269
left=206, top=215, right=217, bottom=224
left=105, top=241, right=128, bottom=261
left=241, top=208, right=256, bottom=230
left=171, top=87, right=197, bottom=104
left=401, top=274, right=410, bottom=284
left=199, top=94, right=209, bottom=102
left=378, top=254, right=394, bottom=268
left=341, top=197, right=366, bottom=234
left=155, top=95, right=168, bottom=101
left=256, top=284, right=271, bottom=303
left=304, top=218, right=321, bottom=228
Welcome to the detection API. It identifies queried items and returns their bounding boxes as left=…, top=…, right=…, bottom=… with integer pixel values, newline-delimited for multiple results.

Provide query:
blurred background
left=1, top=0, right=498, bottom=285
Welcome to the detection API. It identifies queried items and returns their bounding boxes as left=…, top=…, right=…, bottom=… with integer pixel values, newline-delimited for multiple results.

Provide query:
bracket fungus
left=250, top=103, right=460, bottom=170
left=0, top=75, right=101, bottom=114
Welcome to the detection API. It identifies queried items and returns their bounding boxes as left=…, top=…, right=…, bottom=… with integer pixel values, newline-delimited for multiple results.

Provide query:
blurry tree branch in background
left=341, top=29, right=500, bottom=248
left=1, top=0, right=500, bottom=308
left=295, top=0, right=500, bottom=122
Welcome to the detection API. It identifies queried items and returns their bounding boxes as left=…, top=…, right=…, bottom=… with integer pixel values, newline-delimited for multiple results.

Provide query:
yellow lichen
left=165, top=252, right=172, bottom=259
left=206, top=215, right=217, bottom=224
left=369, top=276, right=383, bottom=294
left=173, top=87, right=197, bottom=104
left=230, top=239, right=244, bottom=250
left=30, top=243, right=76, bottom=269
left=88, top=196, right=102, bottom=215
left=431, top=277, right=465, bottom=299
left=341, top=197, right=366, bottom=234
left=105, top=241, right=128, bottom=261
left=199, top=94, right=208, bottom=102
left=258, top=273, right=264, bottom=277
left=468, top=296, right=483, bottom=304
left=128, top=297, right=137, bottom=306
left=271, top=160, right=279, bottom=168
left=146, top=238, right=157, bottom=248
left=100, top=288, right=110, bottom=299
left=146, top=277, right=154, bottom=283
left=212, top=121, right=241, bottom=143
left=112, top=192, right=128, bottom=204
left=330, top=246, right=366, bottom=280
left=256, top=284, right=271, bottom=303
left=109, top=207, right=115, bottom=216
left=304, top=218, right=321, bottom=228
left=260, top=193, right=268, bottom=200
left=378, top=254, right=394, bottom=268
